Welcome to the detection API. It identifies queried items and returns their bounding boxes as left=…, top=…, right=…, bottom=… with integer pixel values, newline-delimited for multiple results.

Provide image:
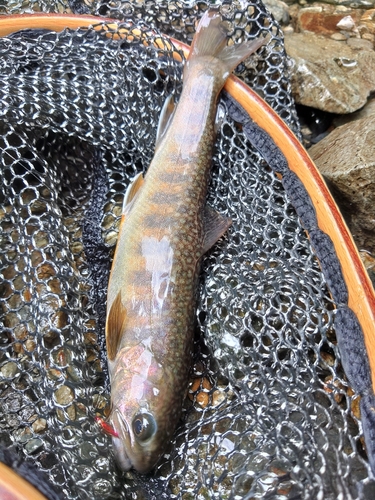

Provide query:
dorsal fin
left=106, top=292, right=127, bottom=361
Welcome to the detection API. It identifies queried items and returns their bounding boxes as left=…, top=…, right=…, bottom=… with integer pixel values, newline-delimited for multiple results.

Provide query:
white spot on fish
left=141, top=236, right=174, bottom=312
left=129, top=349, right=153, bottom=402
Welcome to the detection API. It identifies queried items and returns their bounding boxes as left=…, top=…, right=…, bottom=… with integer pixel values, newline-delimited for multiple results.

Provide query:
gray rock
left=284, top=32, right=375, bottom=113
left=333, top=96, right=375, bottom=127
left=309, top=112, right=375, bottom=252
left=322, top=0, right=374, bottom=6
left=263, top=0, right=290, bottom=24
left=346, top=37, right=374, bottom=50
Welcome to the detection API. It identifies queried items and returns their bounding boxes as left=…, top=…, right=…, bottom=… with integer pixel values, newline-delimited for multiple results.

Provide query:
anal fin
left=106, top=292, right=127, bottom=361
left=202, top=205, right=232, bottom=255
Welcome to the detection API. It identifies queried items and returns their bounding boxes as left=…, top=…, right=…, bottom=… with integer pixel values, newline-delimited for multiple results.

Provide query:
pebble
left=346, top=37, right=374, bottom=49
left=25, top=438, right=44, bottom=454
left=32, top=418, right=47, bottom=433
left=336, top=15, right=356, bottom=29
left=0, top=361, right=19, bottom=378
left=54, top=385, right=75, bottom=406
left=330, top=32, right=348, bottom=40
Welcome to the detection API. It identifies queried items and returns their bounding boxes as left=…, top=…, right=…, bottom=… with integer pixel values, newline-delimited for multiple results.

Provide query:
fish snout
left=112, top=434, right=133, bottom=471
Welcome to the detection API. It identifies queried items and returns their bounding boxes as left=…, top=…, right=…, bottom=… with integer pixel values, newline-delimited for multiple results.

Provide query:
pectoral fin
left=123, top=172, right=144, bottom=213
left=155, top=95, right=176, bottom=150
left=202, top=205, right=232, bottom=255
left=106, top=292, right=127, bottom=361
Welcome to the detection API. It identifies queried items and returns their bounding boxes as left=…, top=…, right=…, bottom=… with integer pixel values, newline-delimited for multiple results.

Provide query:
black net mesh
left=1, top=1, right=375, bottom=499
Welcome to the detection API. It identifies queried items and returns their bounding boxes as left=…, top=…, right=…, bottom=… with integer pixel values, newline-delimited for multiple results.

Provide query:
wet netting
left=1, top=0, right=375, bottom=499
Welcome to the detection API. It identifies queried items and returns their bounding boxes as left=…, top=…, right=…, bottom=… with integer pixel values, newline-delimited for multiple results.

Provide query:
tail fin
left=188, top=9, right=266, bottom=75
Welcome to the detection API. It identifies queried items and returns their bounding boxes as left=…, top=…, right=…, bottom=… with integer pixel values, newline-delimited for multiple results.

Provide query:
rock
left=32, top=417, right=47, bottom=433
left=54, top=385, right=75, bottom=406
left=330, top=32, right=348, bottom=40
left=333, top=96, right=375, bottom=127
left=284, top=32, right=375, bottom=113
left=297, top=4, right=364, bottom=36
left=346, top=37, right=374, bottom=50
left=359, top=250, right=375, bottom=288
left=263, top=0, right=290, bottom=24
left=336, top=15, right=356, bottom=30
left=0, top=361, right=19, bottom=378
left=309, top=113, right=375, bottom=252
left=359, top=8, right=375, bottom=35
left=321, top=0, right=375, bottom=6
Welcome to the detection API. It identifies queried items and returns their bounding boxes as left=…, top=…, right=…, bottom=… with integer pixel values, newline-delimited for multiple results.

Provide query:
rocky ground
left=264, top=0, right=375, bottom=282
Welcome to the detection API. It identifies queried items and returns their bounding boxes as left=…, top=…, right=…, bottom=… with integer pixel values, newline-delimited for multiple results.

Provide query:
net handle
left=0, top=461, right=48, bottom=500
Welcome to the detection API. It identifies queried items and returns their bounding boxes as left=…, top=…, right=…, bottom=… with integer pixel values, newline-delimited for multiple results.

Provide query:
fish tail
left=187, top=9, right=266, bottom=78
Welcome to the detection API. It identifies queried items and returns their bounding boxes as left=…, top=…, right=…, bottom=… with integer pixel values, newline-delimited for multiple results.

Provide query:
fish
left=103, top=8, right=266, bottom=474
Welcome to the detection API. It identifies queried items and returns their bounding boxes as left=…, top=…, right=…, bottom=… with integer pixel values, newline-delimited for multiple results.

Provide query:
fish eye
left=132, top=412, right=157, bottom=442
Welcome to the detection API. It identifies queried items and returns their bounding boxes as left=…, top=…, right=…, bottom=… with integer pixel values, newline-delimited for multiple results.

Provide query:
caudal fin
left=188, top=9, right=266, bottom=75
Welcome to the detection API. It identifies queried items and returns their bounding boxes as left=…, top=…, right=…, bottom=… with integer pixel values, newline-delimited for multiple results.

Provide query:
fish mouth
left=111, top=409, right=133, bottom=471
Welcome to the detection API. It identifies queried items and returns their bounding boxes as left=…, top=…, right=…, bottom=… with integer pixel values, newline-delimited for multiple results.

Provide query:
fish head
left=108, top=343, right=184, bottom=474
left=110, top=404, right=164, bottom=474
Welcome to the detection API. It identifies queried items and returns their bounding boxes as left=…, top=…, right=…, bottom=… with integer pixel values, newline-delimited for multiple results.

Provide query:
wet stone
left=92, top=478, right=112, bottom=496
left=47, top=368, right=63, bottom=381
left=285, top=31, right=375, bottom=113
left=31, top=250, right=43, bottom=267
left=33, top=231, right=49, bottom=248
left=93, top=456, right=111, bottom=474
left=66, top=404, right=76, bottom=421
left=30, top=199, right=47, bottom=215
left=37, top=262, right=56, bottom=279
left=104, top=230, right=118, bottom=246
left=309, top=112, right=375, bottom=252
left=67, top=364, right=82, bottom=383
left=25, top=438, right=44, bottom=454
left=32, top=417, right=47, bottom=433
left=78, top=441, right=98, bottom=460
left=0, top=361, right=19, bottom=378
left=24, top=338, right=36, bottom=352
left=54, top=385, right=75, bottom=406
